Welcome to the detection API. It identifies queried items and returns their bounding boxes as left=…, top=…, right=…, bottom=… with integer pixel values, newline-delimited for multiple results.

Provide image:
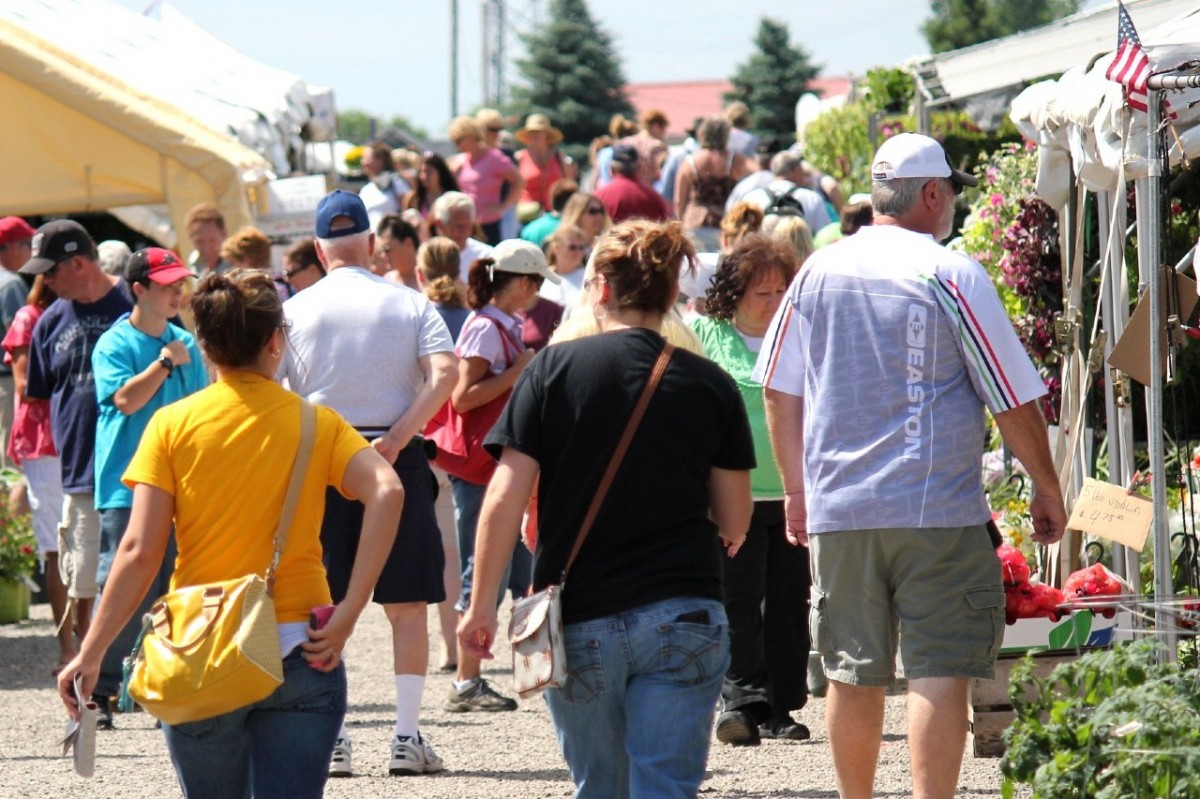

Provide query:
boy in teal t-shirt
left=90, top=247, right=207, bottom=714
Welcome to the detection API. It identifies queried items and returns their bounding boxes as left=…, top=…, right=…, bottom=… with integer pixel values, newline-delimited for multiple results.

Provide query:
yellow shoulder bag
left=118, top=401, right=316, bottom=725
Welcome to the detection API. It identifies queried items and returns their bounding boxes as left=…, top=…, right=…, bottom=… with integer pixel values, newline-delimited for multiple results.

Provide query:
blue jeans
left=449, top=475, right=511, bottom=612
left=545, top=597, right=729, bottom=799
left=161, top=649, right=346, bottom=799
left=96, top=507, right=176, bottom=698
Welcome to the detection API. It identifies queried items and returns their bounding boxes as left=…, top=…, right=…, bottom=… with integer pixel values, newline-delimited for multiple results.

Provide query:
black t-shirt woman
left=460, top=220, right=755, bottom=799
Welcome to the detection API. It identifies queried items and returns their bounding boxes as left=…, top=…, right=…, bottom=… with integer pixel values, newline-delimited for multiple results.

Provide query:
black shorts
left=320, top=445, right=446, bottom=605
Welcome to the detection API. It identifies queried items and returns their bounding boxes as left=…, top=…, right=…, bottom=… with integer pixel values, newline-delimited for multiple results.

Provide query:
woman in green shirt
left=692, top=233, right=811, bottom=745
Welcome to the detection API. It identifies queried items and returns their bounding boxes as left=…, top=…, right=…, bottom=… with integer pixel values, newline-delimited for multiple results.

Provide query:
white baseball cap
left=491, top=239, right=562, bottom=284
left=871, top=133, right=978, bottom=192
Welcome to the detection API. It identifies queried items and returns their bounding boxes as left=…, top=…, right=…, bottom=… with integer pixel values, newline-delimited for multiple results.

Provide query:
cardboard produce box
left=1000, top=608, right=1127, bottom=655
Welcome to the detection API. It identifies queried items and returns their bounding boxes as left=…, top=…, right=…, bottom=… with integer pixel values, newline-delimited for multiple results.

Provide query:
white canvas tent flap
left=1010, top=5, right=1200, bottom=203
left=0, top=0, right=335, bottom=177
left=914, top=0, right=1196, bottom=113
left=0, top=16, right=269, bottom=243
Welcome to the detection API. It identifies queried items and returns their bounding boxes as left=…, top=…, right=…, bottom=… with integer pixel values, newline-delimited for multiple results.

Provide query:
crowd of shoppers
left=0, top=99, right=1062, bottom=799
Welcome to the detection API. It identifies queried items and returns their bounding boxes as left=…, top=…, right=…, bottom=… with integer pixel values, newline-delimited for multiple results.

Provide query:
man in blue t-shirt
left=22, top=220, right=132, bottom=704
left=90, top=247, right=207, bottom=712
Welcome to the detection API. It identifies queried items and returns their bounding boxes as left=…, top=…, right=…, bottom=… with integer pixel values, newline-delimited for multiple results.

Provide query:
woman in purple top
left=448, top=116, right=524, bottom=246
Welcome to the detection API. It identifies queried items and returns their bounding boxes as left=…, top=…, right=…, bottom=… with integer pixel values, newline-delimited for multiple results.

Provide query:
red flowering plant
left=0, top=470, right=36, bottom=585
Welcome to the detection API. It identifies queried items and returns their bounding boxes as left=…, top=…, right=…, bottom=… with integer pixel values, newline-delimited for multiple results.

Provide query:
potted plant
left=0, top=473, right=36, bottom=624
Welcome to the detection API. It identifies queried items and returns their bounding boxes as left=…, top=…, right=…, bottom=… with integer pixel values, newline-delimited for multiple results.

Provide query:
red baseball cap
left=0, top=217, right=36, bottom=247
left=126, top=247, right=193, bottom=285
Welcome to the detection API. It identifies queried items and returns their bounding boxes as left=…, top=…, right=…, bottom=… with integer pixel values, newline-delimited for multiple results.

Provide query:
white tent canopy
left=0, top=15, right=269, bottom=247
left=1010, top=5, right=1200, bottom=203
left=0, top=0, right=335, bottom=177
left=914, top=0, right=1196, bottom=129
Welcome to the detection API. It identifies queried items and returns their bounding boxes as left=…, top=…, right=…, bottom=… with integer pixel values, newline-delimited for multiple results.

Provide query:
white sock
left=452, top=677, right=478, bottom=692
left=393, top=674, right=424, bottom=740
left=337, top=722, right=348, bottom=742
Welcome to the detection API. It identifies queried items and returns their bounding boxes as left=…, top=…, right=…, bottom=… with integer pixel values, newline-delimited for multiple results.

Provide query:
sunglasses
left=585, top=207, right=605, bottom=216
left=560, top=244, right=585, bottom=252
left=45, top=258, right=70, bottom=277
left=284, top=262, right=313, bottom=278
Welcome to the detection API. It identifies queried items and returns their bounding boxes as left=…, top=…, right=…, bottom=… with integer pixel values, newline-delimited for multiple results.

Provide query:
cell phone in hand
left=310, top=604, right=335, bottom=630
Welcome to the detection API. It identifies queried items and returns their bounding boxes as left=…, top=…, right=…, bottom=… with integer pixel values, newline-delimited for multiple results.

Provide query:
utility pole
left=450, top=0, right=459, bottom=118
left=481, top=0, right=506, bottom=108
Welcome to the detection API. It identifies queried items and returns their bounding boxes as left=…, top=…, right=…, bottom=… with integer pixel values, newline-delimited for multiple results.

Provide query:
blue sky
left=110, top=0, right=936, bottom=136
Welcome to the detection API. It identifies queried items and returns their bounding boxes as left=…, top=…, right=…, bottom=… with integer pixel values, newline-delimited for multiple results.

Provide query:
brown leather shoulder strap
left=560, top=343, right=675, bottom=582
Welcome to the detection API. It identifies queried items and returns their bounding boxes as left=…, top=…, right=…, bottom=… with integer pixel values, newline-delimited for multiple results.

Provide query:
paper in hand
left=60, top=673, right=96, bottom=777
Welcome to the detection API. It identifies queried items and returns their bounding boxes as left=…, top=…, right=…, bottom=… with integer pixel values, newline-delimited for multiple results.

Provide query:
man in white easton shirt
left=753, top=133, right=1066, bottom=799
left=282, top=190, right=457, bottom=778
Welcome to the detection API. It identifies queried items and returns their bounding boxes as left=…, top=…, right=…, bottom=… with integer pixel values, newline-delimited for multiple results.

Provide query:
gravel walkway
left=0, top=600, right=1025, bottom=798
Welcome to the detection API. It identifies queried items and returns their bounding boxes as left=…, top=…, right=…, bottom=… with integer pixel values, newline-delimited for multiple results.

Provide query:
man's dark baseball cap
left=126, top=247, right=193, bottom=285
left=611, top=144, right=639, bottom=165
left=315, top=190, right=371, bottom=239
left=20, top=220, right=95, bottom=275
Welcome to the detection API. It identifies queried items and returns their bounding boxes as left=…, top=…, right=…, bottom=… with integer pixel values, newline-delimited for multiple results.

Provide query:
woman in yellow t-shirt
left=57, top=269, right=405, bottom=799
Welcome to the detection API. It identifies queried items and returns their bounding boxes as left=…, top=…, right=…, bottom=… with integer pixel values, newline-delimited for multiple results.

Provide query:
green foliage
left=802, top=107, right=1019, bottom=198
left=0, top=473, right=35, bottom=582
left=863, top=67, right=914, bottom=114
left=923, top=0, right=1081, bottom=53
left=802, top=104, right=874, bottom=197
left=724, top=17, right=821, bottom=142
left=1002, top=641, right=1200, bottom=797
left=959, top=142, right=1038, bottom=305
left=337, top=110, right=429, bottom=145
left=510, top=0, right=634, bottom=147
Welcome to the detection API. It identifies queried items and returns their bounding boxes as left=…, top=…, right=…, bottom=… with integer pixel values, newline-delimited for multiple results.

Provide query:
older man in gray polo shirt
left=281, top=190, right=457, bottom=779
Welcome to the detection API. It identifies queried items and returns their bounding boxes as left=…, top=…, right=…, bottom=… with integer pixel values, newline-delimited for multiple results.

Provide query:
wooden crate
left=970, top=652, right=1076, bottom=758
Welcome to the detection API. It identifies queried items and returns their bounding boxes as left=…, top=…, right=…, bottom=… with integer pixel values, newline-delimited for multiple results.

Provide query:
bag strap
left=265, top=400, right=317, bottom=594
left=559, top=343, right=675, bottom=583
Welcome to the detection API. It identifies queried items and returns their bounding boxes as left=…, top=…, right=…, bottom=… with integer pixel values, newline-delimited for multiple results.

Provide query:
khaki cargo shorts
left=808, top=525, right=1004, bottom=686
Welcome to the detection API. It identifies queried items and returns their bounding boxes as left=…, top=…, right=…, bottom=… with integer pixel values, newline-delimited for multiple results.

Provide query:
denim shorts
left=161, top=649, right=346, bottom=799
left=809, top=526, right=1004, bottom=686
left=544, top=596, right=729, bottom=799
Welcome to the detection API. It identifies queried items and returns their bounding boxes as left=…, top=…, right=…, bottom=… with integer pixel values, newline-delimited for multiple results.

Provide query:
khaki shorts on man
left=808, top=525, right=1004, bottom=686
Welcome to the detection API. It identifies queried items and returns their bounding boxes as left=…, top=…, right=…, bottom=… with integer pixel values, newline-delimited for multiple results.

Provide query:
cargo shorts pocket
left=962, top=586, right=1005, bottom=664
left=809, top=586, right=834, bottom=658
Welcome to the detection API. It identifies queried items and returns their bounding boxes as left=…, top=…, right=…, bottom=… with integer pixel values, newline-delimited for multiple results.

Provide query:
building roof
left=625, top=77, right=853, bottom=139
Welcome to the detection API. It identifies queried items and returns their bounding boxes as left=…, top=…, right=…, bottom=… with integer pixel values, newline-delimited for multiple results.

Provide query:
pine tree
left=510, top=0, right=634, bottom=148
left=724, top=17, right=821, bottom=143
left=923, top=0, right=1080, bottom=53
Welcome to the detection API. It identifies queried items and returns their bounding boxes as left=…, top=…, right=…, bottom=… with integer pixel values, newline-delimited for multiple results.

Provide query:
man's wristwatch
left=157, top=355, right=174, bottom=374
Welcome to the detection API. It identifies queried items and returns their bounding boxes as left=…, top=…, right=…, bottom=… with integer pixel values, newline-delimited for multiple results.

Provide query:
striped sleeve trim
left=758, top=302, right=795, bottom=389
left=927, top=274, right=1021, bottom=411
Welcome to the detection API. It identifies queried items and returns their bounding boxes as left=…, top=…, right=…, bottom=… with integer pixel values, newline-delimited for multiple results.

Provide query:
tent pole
left=1143, top=88, right=1176, bottom=661
left=1097, top=191, right=1134, bottom=591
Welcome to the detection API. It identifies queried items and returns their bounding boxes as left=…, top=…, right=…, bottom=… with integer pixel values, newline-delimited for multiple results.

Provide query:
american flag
left=1105, top=3, right=1151, bottom=112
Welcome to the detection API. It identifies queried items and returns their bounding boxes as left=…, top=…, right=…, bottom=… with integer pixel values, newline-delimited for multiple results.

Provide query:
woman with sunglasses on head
left=458, top=220, right=754, bottom=799
left=559, top=192, right=611, bottom=252
left=57, top=269, right=404, bottom=799
left=440, top=240, right=561, bottom=714
left=537, top=224, right=588, bottom=309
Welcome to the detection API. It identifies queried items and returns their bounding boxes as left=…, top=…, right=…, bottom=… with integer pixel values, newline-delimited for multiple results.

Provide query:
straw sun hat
left=515, top=113, right=563, bottom=146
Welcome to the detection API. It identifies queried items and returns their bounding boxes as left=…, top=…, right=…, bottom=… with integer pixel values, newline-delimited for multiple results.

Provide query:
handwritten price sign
left=1066, top=478, right=1153, bottom=551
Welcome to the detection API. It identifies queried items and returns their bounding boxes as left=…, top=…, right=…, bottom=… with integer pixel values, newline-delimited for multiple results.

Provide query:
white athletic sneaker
left=389, top=734, right=444, bottom=776
left=328, top=736, right=353, bottom=778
